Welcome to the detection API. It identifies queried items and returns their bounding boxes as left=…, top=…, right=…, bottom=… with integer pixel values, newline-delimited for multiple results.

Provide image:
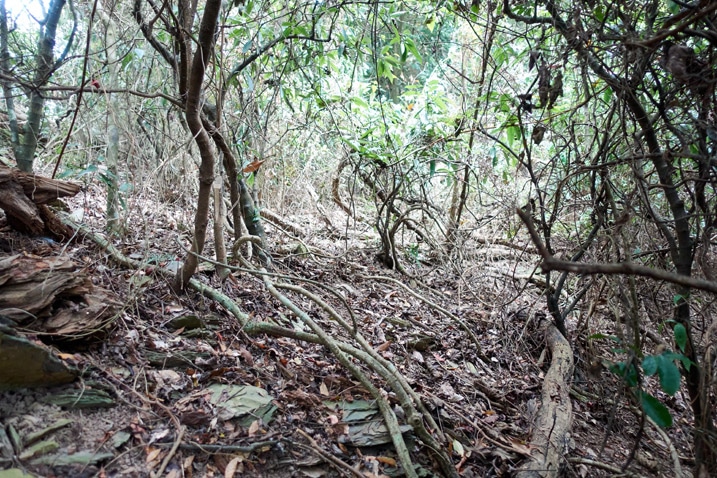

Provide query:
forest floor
left=0, top=185, right=697, bottom=477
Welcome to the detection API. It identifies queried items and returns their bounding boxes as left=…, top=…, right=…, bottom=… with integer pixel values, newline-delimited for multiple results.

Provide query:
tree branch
left=516, top=208, right=717, bottom=295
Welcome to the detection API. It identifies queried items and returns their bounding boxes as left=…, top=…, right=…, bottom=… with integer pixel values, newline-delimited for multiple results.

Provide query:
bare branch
left=516, top=208, right=717, bottom=295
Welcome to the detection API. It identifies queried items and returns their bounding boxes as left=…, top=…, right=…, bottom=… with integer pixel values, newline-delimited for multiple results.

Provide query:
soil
left=0, top=188, right=696, bottom=477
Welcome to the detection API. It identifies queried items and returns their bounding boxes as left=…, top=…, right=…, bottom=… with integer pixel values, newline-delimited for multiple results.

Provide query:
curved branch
left=52, top=0, right=77, bottom=70
left=517, top=208, right=717, bottom=295
left=133, top=0, right=177, bottom=70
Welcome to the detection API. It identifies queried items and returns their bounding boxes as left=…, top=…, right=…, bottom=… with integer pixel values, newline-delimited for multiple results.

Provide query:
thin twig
left=295, top=429, right=364, bottom=478
left=152, top=425, right=185, bottom=478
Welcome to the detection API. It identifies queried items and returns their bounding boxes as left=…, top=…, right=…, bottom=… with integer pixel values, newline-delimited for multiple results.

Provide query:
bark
left=172, top=0, right=222, bottom=292
left=15, top=0, right=66, bottom=172
left=213, top=175, right=229, bottom=280
left=0, top=0, right=19, bottom=151
left=238, top=177, right=270, bottom=266
left=219, top=138, right=242, bottom=243
left=0, top=254, right=119, bottom=389
left=516, top=316, right=574, bottom=478
left=0, top=255, right=87, bottom=324
left=0, top=330, right=77, bottom=389
left=97, top=2, right=121, bottom=234
left=0, top=164, right=79, bottom=237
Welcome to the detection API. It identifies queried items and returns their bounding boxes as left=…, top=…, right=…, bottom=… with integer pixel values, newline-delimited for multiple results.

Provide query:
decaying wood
left=260, top=208, right=304, bottom=237
left=0, top=180, right=44, bottom=234
left=0, top=329, right=77, bottom=389
left=0, top=164, right=80, bottom=237
left=0, top=164, right=80, bottom=204
left=516, top=316, right=574, bottom=478
left=0, top=254, right=119, bottom=335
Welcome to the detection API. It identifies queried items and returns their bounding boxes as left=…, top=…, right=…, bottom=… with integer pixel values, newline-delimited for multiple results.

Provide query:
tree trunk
left=0, top=0, right=19, bottom=152
left=238, top=176, right=270, bottom=266
left=173, top=0, right=222, bottom=291
left=98, top=2, right=122, bottom=234
left=15, top=0, right=66, bottom=172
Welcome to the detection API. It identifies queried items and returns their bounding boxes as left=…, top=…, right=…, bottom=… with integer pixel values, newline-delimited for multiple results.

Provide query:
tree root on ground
left=515, top=315, right=574, bottom=478
left=363, top=274, right=490, bottom=365
left=66, top=219, right=458, bottom=478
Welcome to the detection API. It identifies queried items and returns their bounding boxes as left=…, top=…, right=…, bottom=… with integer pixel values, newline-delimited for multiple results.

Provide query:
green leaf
left=403, top=37, right=423, bottom=64
left=609, top=361, right=638, bottom=387
left=656, top=355, right=681, bottom=395
left=425, top=15, right=435, bottom=32
left=350, top=96, right=369, bottom=109
left=506, top=125, right=521, bottom=148
left=593, top=5, right=606, bottom=22
left=602, top=87, right=612, bottom=104
left=488, top=146, right=497, bottom=164
left=639, top=392, right=672, bottom=427
left=642, top=355, right=657, bottom=376
left=673, top=323, right=687, bottom=352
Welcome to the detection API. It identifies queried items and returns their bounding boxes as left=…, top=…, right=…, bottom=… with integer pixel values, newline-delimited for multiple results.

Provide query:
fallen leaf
left=224, top=455, right=243, bottom=477
left=145, top=446, right=162, bottom=463
left=375, top=456, right=397, bottom=466
left=375, top=341, right=391, bottom=352
left=320, top=382, right=329, bottom=396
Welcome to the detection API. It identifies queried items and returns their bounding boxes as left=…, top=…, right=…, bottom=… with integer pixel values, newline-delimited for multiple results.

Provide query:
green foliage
left=600, top=320, right=694, bottom=428
left=673, top=323, right=687, bottom=353
left=638, top=391, right=672, bottom=428
left=642, top=352, right=682, bottom=396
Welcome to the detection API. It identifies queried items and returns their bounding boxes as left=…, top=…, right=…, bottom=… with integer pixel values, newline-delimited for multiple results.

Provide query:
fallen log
left=516, top=315, right=574, bottom=478
left=0, top=164, right=80, bottom=237
left=0, top=253, right=119, bottom=334
left=0, top=251, right=120, bottom=389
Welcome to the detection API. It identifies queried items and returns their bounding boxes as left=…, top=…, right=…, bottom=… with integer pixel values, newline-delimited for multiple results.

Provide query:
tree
left=503, top=0, right=717, bottom=473
left=0, top=0, right=76, bottom=172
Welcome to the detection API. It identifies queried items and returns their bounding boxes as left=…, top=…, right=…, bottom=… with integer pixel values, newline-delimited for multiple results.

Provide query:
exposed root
left=516, top=315, right=574, bottom=478
left=364, top=274, right=490, bottom=365
left=66, top=218, right=458, bottom=477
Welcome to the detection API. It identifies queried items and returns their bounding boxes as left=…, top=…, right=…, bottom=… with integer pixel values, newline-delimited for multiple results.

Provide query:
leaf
left=403, top=37, right=423, bottom=64
left=453, top=439, right=465, bottom=457
left=242, top=159, right=265, bottom=173
left=588, top=333, right=620, bottom=342
left=350, top=96, right=369, bottom=109
left=655, top=355, right=681, bottom=395
left=609, top=361, right=638, bottom=387
left=224, top=456, right=243, bottom=478
left=639, top=392, right=672, bottom=427
left=425, top=15, right=435, bottom=32
left=593, top=5, right=606, bottom=22
left=642, top=355, right=657, bottom=376
left=673, top=323, right=687, bottom=352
